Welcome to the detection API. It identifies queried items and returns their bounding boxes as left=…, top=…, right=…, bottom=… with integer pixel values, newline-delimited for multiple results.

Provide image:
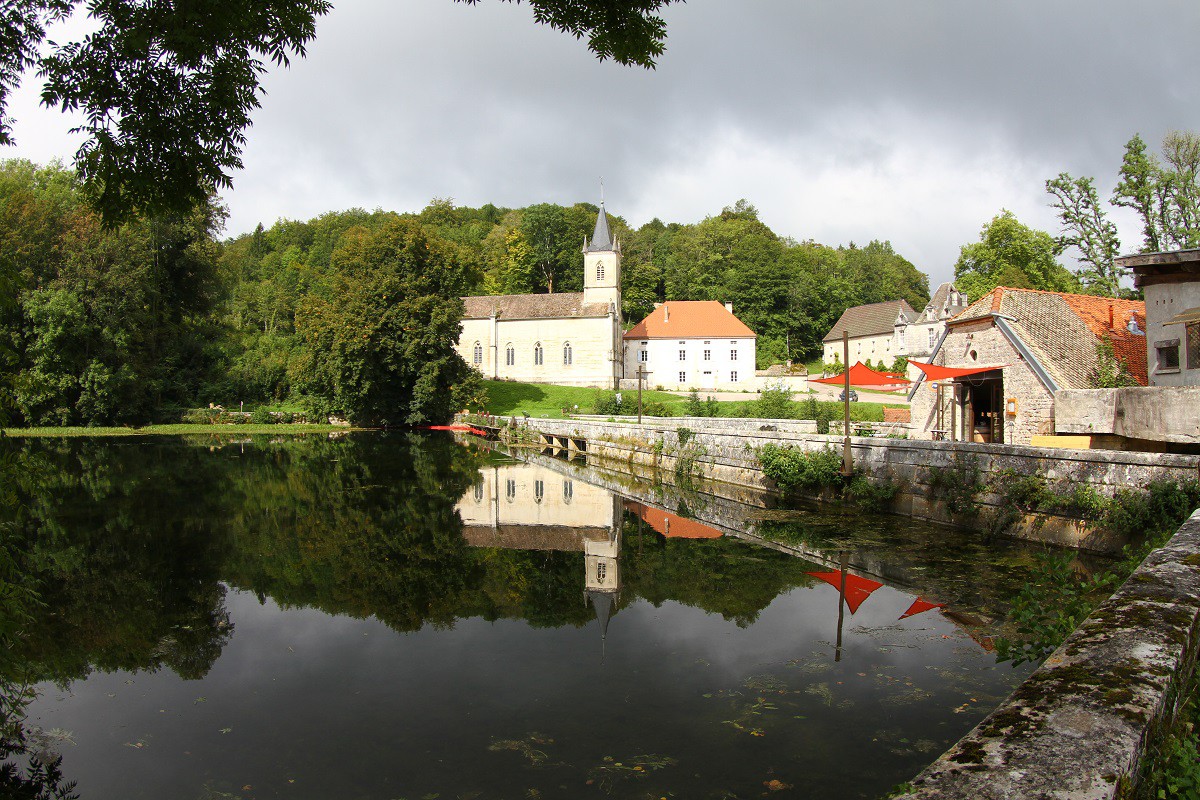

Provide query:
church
left=455, top=204, right=624, bottom=388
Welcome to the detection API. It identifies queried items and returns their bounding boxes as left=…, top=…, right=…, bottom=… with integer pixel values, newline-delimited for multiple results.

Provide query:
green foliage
left=802, top=397, right=835, bottom=434
left=293, top=217, right=479, bottom=425
left=1046, top=173, right=1124, bottom=296
left=845, top=473, right=900, bottom=512
left=1091, top=337, right=1141, bottom=388
left=925, top=456, right=985, bottom=519
left=754, top=383, right=795, bottom=419
left=641, top=400, right=672, bottom=417
left=1113, top=131, right=1200, bottom=253
left=1148, top=683, right=1200, bottom=800
left=994, top=551, right=1100, bottom=666
left=954, top=210, right=1079, bottom=300
left=758, top=444, right=842, bottom=494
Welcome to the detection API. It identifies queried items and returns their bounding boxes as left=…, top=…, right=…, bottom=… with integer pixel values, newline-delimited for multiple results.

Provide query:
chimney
left=725, top=302, right=734, bottom=314
left=664, top=305, right=669, bottom=323
left=1107, top=302, right=1114, bottom=330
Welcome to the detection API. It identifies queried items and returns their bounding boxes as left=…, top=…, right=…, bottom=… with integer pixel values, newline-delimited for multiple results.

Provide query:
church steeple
left=587, top=203, right=613, bottom=252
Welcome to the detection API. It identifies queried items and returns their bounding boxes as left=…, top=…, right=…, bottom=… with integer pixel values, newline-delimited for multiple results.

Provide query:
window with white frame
left=928, top=328, right=937, bottom=350
left=730, top=371, right=738, bottom=382
left=534, top=342, right=544, bottom=366
left=472, top=341, right=483, bottom=365
left=638, top=349, right=648, bottom=362
left=730, top=349, right=738, bottom=361
left=563, top=342, right=572, bottom=365
left=679, top=349, right=686, bottom=361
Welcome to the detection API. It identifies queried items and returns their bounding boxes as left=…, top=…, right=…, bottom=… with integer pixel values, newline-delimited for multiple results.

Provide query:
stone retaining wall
left=490, top=417, right=1200, bottom=553
left=894, top=510, right=1200, bottom=800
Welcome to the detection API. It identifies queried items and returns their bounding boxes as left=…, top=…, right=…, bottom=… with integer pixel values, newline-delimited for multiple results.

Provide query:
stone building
left=908, top=287, right=1146, bottom=445
left=821, top=283, right=968, bottom=370
left=622, top=301, right=757, bottom=391
left=455, top=204, right=623, bottom=388
left=1117, top=248, right=1200, bottom=386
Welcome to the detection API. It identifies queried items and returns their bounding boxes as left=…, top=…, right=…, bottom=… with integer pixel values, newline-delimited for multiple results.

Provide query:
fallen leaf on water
left=219, top=728, right=232, bottom=734
left=764, top=779, right=792, bottom=791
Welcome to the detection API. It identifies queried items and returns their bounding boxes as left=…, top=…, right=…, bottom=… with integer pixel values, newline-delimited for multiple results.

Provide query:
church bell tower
left=582, top=202, right=622, bottom=312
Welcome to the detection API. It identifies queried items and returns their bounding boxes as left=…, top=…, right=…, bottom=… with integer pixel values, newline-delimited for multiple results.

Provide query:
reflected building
left=457, top=462, right=623, bottom=645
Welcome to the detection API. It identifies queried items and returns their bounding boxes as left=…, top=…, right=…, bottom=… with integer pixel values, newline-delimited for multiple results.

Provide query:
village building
left=456, top=204, right=623, bottom=388
left=1116, top=248, right=1200, bottom=386
left=821, top=283, right=968, bottom=370
left=907, top=287, right=1146, bottom=446
left=621, top=301, right=757, bottom=391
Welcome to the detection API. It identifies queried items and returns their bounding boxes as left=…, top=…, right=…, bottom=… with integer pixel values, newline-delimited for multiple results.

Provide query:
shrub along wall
left=493, top=417, right=1200, bottom=553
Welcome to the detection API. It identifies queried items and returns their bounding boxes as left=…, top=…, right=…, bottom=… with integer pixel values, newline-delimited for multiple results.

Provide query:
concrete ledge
left=895, top=509, right=1200, bottom=800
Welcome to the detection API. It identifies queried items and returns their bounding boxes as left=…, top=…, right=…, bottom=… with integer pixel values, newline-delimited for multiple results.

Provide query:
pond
left=0, top=432, right=1064, bottom=799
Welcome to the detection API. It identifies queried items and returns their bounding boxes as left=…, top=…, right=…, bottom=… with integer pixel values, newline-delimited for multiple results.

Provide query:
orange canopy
left=812, top=362, right=909, bottom=387
left=909, top=360, right=1005, bottom=381
left=806, top=570, right=884, bottom=614
left=898, top=597, right=945, bottom=620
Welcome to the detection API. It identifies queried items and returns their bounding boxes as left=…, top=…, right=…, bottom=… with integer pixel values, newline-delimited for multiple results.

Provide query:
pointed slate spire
left=588, top=589, right=614, bottom=640
left=587, top=203, right=613, bottom=252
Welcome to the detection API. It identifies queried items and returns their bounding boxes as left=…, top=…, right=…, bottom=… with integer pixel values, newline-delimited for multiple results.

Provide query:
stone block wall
left=499, top=417, right=1200, bottom=552
left=893, top=510, right=1200, bottom=800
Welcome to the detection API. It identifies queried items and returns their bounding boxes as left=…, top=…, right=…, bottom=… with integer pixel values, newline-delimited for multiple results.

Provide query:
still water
left=1, top=433, right=1050, bottom=799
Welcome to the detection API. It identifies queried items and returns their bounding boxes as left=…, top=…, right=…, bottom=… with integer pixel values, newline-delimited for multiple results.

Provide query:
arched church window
left=563, top=342, right=573, bottom=366
left=596, top=561, right=607, bottom=584
left=596, top=262, right=605, bottom=281
left=505, top=343, right=515, bottom=366
left=534, top=342, right=544, bottom=366
left=472, top=342, right=483, bottom=365
left=473, top=480, right=484, bottom=502
left=534, top=479, right=544, bottom=504
left=563, top=480, right=573, bottom=503
left=505, top=479, right=516, bottom=502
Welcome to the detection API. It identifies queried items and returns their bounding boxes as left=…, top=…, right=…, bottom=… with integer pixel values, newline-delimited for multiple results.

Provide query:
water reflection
left=0, top=434, right=1050, bottom=799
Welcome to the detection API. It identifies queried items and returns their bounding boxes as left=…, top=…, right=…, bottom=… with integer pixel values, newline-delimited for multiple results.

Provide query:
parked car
left=838, top=389, right=859, bottom=402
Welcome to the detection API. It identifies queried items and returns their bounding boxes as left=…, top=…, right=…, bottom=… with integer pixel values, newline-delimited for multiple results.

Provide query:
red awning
left=806, top=570, right=884, bottom=614
left=898, top=597, right=946, bottom=620
left=909, top=361, right=1005, bottom=380
left=812, top=362, right=910, bottom=387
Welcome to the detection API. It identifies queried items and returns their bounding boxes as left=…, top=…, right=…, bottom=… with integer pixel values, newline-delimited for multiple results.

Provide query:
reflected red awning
left=806, top=570, right=884, bottom=614
left=898, top=597, right=945, bottom=620
left=812, top=361, right=910, bottom=387
left=909, top=360, right=1005, bottom=380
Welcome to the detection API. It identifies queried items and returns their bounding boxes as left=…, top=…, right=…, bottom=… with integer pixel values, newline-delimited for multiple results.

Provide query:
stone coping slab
left=894, top=509, right=1200, bottom=800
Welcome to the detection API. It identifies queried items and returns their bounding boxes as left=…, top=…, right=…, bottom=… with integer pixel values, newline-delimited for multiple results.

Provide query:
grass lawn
left=2, top=424, right=357, bottom=437
left=480, top=380, right=903, bottom=422
left=482, top=380, right=687, bottom=419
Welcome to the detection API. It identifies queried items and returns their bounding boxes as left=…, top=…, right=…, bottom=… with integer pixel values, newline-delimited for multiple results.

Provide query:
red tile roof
left=624, top=301, right=755, bottom=339
left=624, top=501, right=723, bottom=538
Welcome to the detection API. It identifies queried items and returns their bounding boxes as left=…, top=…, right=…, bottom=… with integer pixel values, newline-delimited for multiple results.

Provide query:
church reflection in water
left=457, top=461, right=626, bottom=644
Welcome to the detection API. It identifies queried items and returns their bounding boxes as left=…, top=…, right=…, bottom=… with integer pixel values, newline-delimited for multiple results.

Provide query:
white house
left=456, top=204, right=623, bottom=388
left=621, top=301, right=757, bottom=391
left=821, top=283, right=968, bottom=369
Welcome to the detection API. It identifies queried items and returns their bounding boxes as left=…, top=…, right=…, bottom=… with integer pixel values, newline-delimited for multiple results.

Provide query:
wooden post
left=637, top=365, right=645, bottom=424
left=835, top=551, right=849, bottom=662
left=842, top=331, right=853, bottom=476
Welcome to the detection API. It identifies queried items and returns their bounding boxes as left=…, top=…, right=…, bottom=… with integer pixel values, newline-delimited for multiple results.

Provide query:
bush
left=250, top=408, right=274, bottom=425
left=755, top=384, right=795, bottom=419
left=758, top=444, right=842, bottom=494
left=642, top=401, right=672, bottom=417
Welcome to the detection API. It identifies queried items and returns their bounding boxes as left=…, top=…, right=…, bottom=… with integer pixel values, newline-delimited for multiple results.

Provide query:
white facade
left=625, top=336, right=757, bottom=391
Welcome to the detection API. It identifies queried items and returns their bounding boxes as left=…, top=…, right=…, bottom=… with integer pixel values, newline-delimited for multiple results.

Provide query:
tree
left=1, top=1, right=679, bottom=226
left=1045, top=173, right=1123, bottom=296
left=293, top=217, right=482, bottom=425
left=1111, top=131, right=1200, bottom=253
left=953, top=211, right=1077, bottom=300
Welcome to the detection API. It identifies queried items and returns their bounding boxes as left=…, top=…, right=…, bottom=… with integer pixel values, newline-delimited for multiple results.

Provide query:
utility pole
left=842, top=330, right=853, bottom=476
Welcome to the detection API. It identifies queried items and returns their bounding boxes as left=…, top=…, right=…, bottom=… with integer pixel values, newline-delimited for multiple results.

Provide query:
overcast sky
left=6, top=0, right=1199, bottom=287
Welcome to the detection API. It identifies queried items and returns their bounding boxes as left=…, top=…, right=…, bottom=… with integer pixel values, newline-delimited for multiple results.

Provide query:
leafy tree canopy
left=1, top=1, right=680, bottom=226
left=953, top=210, right=1078, bottom=301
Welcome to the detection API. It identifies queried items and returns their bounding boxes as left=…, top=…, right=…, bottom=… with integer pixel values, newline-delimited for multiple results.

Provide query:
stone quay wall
left=488, top=416, right=1200, bottom=553
left=895, top=510, right=1200, bottom=800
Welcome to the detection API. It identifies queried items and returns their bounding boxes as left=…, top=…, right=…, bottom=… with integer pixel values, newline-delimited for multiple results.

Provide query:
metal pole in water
left=835, top=551, right=848, bottom=662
